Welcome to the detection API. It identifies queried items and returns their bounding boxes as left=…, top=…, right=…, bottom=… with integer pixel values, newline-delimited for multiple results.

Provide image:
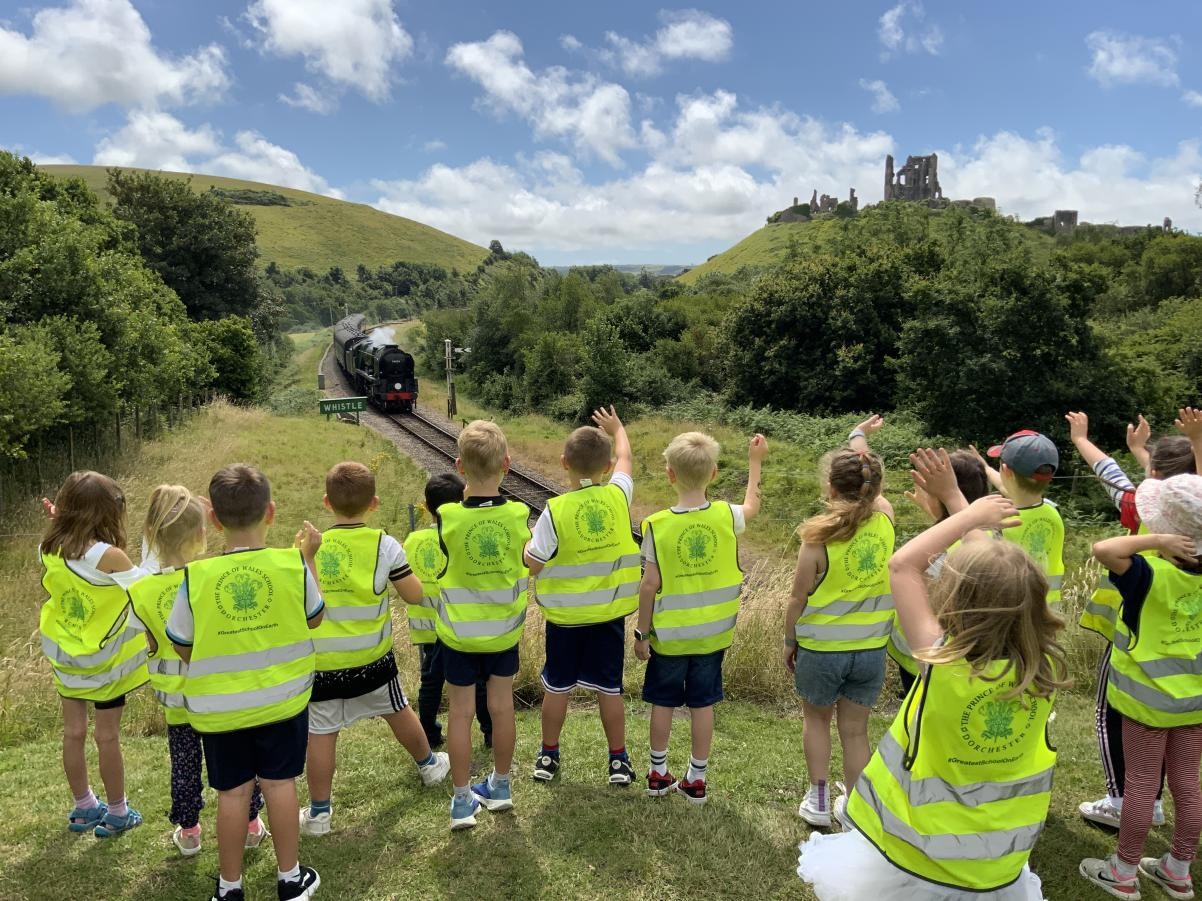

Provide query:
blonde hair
left=564, top=426, right=612, bottom=478
left=799, top=449, right=883, bottom=545
left=458, top=420, right=508, bottom=482
left=920, top=541, right=1069, bottom=699
left=144, top=485, right=206, bottom=566
left=664, top=432, right=720, bottom=491
left=40, top=471, right=127, bottom=559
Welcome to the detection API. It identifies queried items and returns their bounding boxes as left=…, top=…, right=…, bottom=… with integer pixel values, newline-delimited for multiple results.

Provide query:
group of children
left=32, top=400, right=1202, bottom=901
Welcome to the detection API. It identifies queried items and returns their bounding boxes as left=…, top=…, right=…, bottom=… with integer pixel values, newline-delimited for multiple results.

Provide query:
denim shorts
left=794, top=646, right=886, bottom=708
left=642, top=648, right=725, bottom=709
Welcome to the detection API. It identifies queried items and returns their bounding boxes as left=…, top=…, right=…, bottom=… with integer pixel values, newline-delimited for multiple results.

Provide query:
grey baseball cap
left=987, top=430, right=1058, bottom=481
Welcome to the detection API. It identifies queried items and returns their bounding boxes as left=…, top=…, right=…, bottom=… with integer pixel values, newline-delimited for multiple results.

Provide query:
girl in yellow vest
left=125, top=486, right=267, bottom=856
left=38, top=471, right=149, bottom=837
left=798, top=495, right=1068, bottom=900
left=1080, top=474, right=1202, bottom=901
left=785, top=417, right=895, bottom=828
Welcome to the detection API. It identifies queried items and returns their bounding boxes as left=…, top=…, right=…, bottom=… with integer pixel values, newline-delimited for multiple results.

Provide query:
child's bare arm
left=1126, top=414, right=1152, bottom=472
left=523, top=543, right=546, bottom=577
left=1094, top=533, right=1196, bottom=575
left=173, top=643, right=192, bottom=662
left=633, top=561, right=660, bottom=662
left=97, top=545, right=135, bottom=573
left=740, top=434, right=768, bottom=521
left=1066, top=411, right=1110, bottom=470
left=849, top=414, right=883, bottom=454
left=910, top=447, right=967, bottom=516
left=969, top=444, right=1005, bottom=493
left=296, top=521, right=323, bottom=582
left=592, top=406, right=632, bottom=479
left=1176, top=407, right=1202, bottom=474
left=782, top=543, right=821, bottom=673
left=391, top=573, right=424, bottom=605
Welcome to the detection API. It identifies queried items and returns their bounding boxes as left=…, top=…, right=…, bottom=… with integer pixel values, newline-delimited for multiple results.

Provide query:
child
left=402, top=472, right=492, bottom=751
left=525, top=406, right=640, bottom=785
left=784, top=416, right=894, bottom=827
left=167, top=464, right=323, bottom=901
left=300, top=462, right=450, bottom=836
left=438, top=421, right=531, bottom=830
left=799, top=495, right=1068, bottom=900
left=981, top=430, right=1065, bottom=608
left=126, top=485, right=267, bottom=856
left=633, top=430, right=767, bottom=805
left=1080, top=474, right=1202, bottom=900
left=38, top=470, right=149, bottom=837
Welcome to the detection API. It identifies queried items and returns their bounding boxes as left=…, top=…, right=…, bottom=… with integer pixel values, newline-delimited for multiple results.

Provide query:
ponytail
left=144, top=485, right=206, bottom=566
left=800, top=449, right=884, bottom=545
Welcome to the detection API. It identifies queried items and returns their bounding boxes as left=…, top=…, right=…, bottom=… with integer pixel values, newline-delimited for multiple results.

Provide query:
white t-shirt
left=527, top=471, right=634, bottom=563
left=640, top=501, right=747, bottom=565
left=45, top=540, right=149, bottom=589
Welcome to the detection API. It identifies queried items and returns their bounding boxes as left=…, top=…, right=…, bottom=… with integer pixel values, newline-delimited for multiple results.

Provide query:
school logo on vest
left=465, top=520, right=511, bottom=568
left=842, top=531, right=889, bottom=582
left=215, top=566, right=273, bottom=622
left=1022, top=520, right=1054, bottom=568
left=676, top=523, right=718, bottom=570
left=316, top=539, right=352, bottom=589
left=574, top=497, right=615, bottom=545
left=154, top=581, right=178, bottom=626
left=58, top=587, right=95, bottom=637
left=412, top=537, right=441, bottom=580
left=959, top=684, right=1040, bottom=754
left=1169, top=589, right=1202, bottom=634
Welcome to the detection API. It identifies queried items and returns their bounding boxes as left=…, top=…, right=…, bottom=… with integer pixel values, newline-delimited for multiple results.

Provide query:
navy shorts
left=442, top=643, right=519, bottom=687
left=542, top=617, right=625, bottom=695
left=794, top=646, right=886, bottom=708
left=200, top=709, right=309, bottom=791
left=642, top=648, right=725, bottom=709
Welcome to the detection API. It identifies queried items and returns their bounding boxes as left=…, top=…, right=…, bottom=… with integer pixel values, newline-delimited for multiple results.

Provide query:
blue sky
left=2, top=0, right=1201, bottom=265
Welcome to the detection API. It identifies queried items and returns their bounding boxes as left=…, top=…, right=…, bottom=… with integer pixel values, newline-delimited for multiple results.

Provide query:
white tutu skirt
left=797, top=830, right=1045, bottom=901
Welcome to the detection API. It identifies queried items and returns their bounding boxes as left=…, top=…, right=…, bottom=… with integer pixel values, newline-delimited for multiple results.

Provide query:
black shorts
left=441, top=644, right=519, bottom=687
left=641, top=648, right=725, bottom=709
left=200, top=709, right=309, bottom=791
left=541, top=617, right=625, bottom=694
left=60, top=693, right=126, bottom=710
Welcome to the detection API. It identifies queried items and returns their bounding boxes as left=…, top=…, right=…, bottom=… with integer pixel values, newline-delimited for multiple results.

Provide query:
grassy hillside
left=39, top=165, right=488, bottom=275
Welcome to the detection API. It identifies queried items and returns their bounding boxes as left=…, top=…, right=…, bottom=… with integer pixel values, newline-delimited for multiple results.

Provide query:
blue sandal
left=94, top=806, right=142, bottom=838
left=67, top=802, right=108, bottom=833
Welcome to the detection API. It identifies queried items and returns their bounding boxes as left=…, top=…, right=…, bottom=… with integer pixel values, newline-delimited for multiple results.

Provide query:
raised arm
left=1094, top=532, right=1197, bottom=576
left=910, top=447, right=968, bottom=516
left=969, top=444, right=1005, bottom=493
left=1127, top=414, right=1152, bottom=473
left=849, top=414, right=883, bottom=454
left=295, top=520, right=323, bottom=582
left=1176, top=407, right=1202, bottom=475
left=741, top=434, right=768, bottom=521
left=1066, top=411, right=1110, bottom=469
left=592, top=406, right=632, bottom=479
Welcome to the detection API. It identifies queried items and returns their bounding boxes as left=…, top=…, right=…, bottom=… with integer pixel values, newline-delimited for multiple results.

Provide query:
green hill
left=39, top=165, right=488, bottom=275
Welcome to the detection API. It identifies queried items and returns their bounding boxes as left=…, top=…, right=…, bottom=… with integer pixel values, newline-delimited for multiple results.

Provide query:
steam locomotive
left=332, top=314, right=418, bottom=412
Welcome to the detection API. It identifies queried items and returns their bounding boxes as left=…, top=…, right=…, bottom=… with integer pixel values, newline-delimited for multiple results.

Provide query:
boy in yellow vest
left=167, top=464, right=323, bottom=901
left=634, top=430, right=767, bottom=804
left=438, top=421, right=531, bottom=830
left=525, top=406, right=640, bottom=785
left=300, top=462, right=450, bottom=837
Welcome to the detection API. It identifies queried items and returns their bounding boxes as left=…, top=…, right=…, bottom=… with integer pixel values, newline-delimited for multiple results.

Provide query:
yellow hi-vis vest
left=402, top=527, right=443, bottom=645
left=1107, top=556, right=1202, bottom=728
left=312, top=526, right=392, bottom=671
left=182, top=548, right=316, bottom=732
left=39, top=552, right=148, bottom=702
left=536, top=484, right=641, bottom=625
left=1082, top=524, right=1149, bottom=641
left=887, top=615, right=918, bottom=676
left=128, top=569, right=188, bottom=724
left=436, top=501, right=531, bottom=653
left=644, top=502, right=743, bottom=656
left=846, top=658, right=1057, bottom=893
left=797, top=512, right=895, bottom=652
left=1002, top=501, right=1064, bottom=607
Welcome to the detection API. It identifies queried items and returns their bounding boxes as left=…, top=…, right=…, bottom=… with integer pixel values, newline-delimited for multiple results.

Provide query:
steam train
left=332, top=314, right=418, bottom=412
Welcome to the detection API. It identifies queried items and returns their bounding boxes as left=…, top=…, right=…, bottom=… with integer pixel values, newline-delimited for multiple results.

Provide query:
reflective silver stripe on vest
left=1046, top=575, right=1064, bottom=590
left=539, top=554, right=642, bottom=581
left=1112, top=629, right=1202, bottom=678
left=156, top=690, right=185, bottom=708
left=441, top=579, right=529, bottom=606
left=150, top=658, right=185, bottom=677
left=1084, top=601, right=1118, bottom=621
left=53, top=649, right=147, bottom=689
left=185, top=671, right=314, bottom=714
left=875, top=731, right=1053, bottom=807
left=539, top=582, right=639, bottom=609
left=807, top=593, right=893, bottom=618
left=855, top=772, right=1044, bottom=861
left=1095, top=575, right=1118, bottom=591
left=186, top=639, right=314, bottom=678
left=656, top=584, right=742, bottom=613
left=313, top=623, right=391, bottom=654
left=654, top=613, right=738, bottom=643
left=796, top=620, right=892, bottom=642
left=1110, top=665, right=1202, bottom=713
left=42, top=625, right=141, bottom=669
left=322, top=597, right=389, bottom=622
left=408, top=616, right=436, bottom=632
left=439, top=606, right=526, bottom=639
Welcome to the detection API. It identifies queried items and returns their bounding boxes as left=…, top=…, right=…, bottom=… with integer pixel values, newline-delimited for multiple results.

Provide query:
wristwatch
left=634, top=628, right=649, bottom=642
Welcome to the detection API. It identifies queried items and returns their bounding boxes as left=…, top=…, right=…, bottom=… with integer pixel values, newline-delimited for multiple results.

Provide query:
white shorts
left=308, top=678, right=408, bottom=735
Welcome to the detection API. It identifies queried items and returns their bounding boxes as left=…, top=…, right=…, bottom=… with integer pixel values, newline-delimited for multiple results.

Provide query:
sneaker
left=1154, top=800, right=1167, bottom=827
left=1080, top=796, right=1123, bottom=829
left=67, top=801, right=107, bottom=833
left=472, top=777, right=514, bottom=812
left=173, top=825, right=202, bottom=857
left=1139, top=856, right=1195, bottom=900
left=833, top=795, right=852, bottom=831
left=211, top=882, right=245, bottom=901
left=798, top=784, right=832, bottom=828
left=609, top=757, right=636, bottom=786
left=1079, top=857, right=1142, bottom=899
left=419, top=751, right=451, bottom=787
left=277, top=865, right=321, bottom=900
left=299, top=807, right=331, bottom=837
left=94, top=806, right=142, bottom=838
left=646, top=770, right=678, bottom=798
left=533, top=753, right=560, bottom=782
left=450, top=793, right=480, bottom=831
left=675, top=777, right=707, bottom=806
left=245, top=816, right=270, bottom=850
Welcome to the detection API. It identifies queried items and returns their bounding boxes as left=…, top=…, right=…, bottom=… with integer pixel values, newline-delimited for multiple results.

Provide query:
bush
left=267, top=386, right=320, bottom=416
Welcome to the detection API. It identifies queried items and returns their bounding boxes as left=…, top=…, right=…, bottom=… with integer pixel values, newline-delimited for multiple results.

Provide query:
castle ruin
left=884, top=153, right=943, bottom=203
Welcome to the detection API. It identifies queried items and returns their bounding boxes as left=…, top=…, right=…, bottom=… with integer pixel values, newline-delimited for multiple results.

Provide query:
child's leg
left=447, top=684, right=476, bottom=787
left=305, top=732, right=338, bottom=805
left=259, top=777, right=301, bottom=873
left=216, top=779, right=255, bottom=882
left=416, top=643, right=444, bottom=742
left=835, top=698, right=872, bottom=790
left=93, top=704, right=126, bottom=806
left=383, top=706, right=434, bottom=762
left=167, top=723, right=204, bottom=828
left=540, top=690, right=570, bottom=750
left=687, top=704, right=714, bottom=780
left=60, top=697, right=90, bottom=799
left=1117, top=717, right=1169, bottom=865
left=649, top=704, right=673, bottom=761
left=1164, top=723, right=1202, bottom=865
left=802, top=701, right=835, bottom=784
left=486, top=675, right=516, bottom=776
left=1095, top=650, right=1124, bottom=800
left=597, top=692, right=626, bottom=752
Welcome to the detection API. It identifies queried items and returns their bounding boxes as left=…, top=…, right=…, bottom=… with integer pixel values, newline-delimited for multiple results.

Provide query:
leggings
left=1117, top=716, right=1202, bottom=865
left=167, top=723, right=263, bottom=829
left=417, top=641, right=491, bottom=744
left=1095, top=648, right=1164, bottom=800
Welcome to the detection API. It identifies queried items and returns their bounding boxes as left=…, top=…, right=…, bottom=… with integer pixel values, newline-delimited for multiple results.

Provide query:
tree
left=577, top=319, right=629, bottom=419
left=194, top=316, right=263, bottom=401
left=0, top=330, right=70, bottom=458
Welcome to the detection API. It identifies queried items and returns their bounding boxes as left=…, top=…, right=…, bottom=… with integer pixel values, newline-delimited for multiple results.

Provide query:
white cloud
left=1086, top=31, right=1179, bottom=87
left=1184, top=90, right=1202, bottom=107
left=92, top=111, right=341, bottom=197
left=245, top=0, right=412, bottom=102
left=560, top=34, right=582, bottom=51
left=0, top=0, right=229, bottom=112
left=878, top=2, right=942, bottom=58
left=423, top=139, right=447, bottom=152
left=446, top=30, right=638, bottom=165
left=860, top=78, right=900, bottom=113
left=280, top=82, right=337, bottom=114
left=29, top=151, right=78, bottom=165
left=602, top=9, right=732, bottom=77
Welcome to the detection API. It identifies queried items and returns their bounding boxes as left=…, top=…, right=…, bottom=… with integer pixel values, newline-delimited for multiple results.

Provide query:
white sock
left=488, top=770, right=510, bottom=789
left=278, top=864, right=300, bottom=883
left=1154, top=798, right=1165, bottom=811
left=73, top=788, right=99, bottom=810
left=686, top=756, right=708, bottom=783
left=1109, top=795, right=1123, bottom=811
left=649, top=747, right=668, bottom=777
left=1168, top=854, right=1192, bottom=878
left=219, top=876, right=243, bottom=893
left=1111, top=855, right=1137, bottom=879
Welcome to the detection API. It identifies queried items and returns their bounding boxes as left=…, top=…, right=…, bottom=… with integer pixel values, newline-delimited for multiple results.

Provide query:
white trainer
left=299, top=807, right=331, bottom=837
left=1079, top=796, right=1122, bottom=829
left=798, top=784, right=832, bottom=828
left=420, top=751, right=451, bottom=787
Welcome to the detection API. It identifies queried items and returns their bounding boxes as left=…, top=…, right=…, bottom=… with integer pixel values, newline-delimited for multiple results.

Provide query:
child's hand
left=1065, top=411, right=1089, bottom=443
left=967, top=444, right=988, bottom=466
left=782, top=641, right=797, bottom=674
left=1175, top=407, right=1202, bottom=442
left=965, top=494, right=1021, bottom=531
left=909, top=448, right=957, bottom=501
left=40, top=497, right=56, bottom=519
left=634, top=638, right=651, bottom=662
left=904, top=484, right=940, bottom=522
left=296, top=521, right=322, bottom=557
left=854, top=414, right=884, bottom=437
left=1157, top=534, right=1198, bottom=565
left=1126, top=415, right=1151, bottom=452
left=748, top=433, right=768, bottom=462
left=591, top=405, right=622, bottom=435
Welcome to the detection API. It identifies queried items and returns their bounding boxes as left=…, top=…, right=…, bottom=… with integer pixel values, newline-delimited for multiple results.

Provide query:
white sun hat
left=1136, top=474, right=1202, bottom=548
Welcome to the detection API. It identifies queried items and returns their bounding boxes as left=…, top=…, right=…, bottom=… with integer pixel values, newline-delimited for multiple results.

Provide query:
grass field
left=38, top=165, right=488, bottom=275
